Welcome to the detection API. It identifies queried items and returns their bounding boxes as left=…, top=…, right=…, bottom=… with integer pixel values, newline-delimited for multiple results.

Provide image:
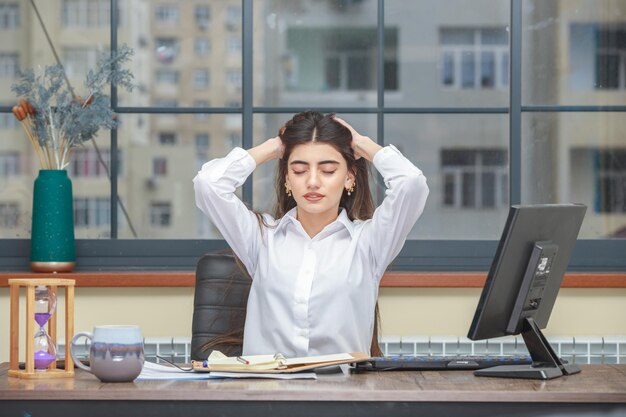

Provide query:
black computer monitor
left=467, top=203, right=587, bottom=380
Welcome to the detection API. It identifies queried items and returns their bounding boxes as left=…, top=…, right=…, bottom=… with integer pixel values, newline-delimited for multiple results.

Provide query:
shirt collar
left=276, top=207, right=355, bottom=239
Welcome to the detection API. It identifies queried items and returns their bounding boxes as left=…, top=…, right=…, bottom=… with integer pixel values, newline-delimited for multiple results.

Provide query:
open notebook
left=192, top=351, right=370, bottom=374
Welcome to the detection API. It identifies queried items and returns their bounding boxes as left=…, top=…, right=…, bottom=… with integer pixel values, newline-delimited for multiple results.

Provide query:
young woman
left=193, top=111, right=429, bottom=357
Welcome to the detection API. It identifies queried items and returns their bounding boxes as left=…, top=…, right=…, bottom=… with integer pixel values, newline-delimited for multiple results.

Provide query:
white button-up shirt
left=193, top=145, right=428, bottom=357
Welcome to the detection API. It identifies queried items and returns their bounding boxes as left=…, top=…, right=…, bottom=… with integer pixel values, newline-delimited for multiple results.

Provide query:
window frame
left=0, top=0, right=624, bottom=273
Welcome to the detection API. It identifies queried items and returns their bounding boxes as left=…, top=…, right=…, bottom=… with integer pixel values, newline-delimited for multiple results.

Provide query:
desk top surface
left=2, top=363, right=626, bottom=403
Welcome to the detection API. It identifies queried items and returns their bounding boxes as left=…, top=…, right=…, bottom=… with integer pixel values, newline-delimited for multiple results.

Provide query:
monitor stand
left=474, top=317, right=581, bottom=380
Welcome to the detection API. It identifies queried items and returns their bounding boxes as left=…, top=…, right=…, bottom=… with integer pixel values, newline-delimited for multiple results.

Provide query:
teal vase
left=30, top=170, right=76, bottom=273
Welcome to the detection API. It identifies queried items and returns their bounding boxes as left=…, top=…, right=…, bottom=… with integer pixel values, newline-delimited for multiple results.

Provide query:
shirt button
left=298, top=329, right=308, bottom=337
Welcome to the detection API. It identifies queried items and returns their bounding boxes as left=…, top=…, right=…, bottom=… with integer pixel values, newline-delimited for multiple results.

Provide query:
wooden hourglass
left=8, top=278, right=75, bottom=379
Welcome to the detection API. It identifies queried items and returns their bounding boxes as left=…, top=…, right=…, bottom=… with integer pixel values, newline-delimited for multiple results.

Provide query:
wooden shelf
left=1, top=272, right=625, bottom=288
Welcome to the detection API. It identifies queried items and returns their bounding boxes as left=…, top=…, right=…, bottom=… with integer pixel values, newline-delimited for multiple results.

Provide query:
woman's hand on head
left=269, top=135, right=285, bottom=160
left=334, top=116, right=381, bottom=161
left=247, top=135, right=284, bottom=166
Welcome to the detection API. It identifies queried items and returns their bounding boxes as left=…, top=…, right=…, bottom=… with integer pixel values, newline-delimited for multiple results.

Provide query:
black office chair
left=190, top=252, right=251, bottom=360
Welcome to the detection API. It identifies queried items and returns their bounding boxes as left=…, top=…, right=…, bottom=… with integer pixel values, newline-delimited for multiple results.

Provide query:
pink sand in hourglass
left=35, top=313, right=51, bottom=327
left=34, top=350, right=56, bottom=369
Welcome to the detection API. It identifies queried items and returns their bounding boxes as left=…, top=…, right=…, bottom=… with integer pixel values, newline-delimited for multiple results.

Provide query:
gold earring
left=285, top=181, right=292, bottom=197
left=347, top=183, right=355, bottom=196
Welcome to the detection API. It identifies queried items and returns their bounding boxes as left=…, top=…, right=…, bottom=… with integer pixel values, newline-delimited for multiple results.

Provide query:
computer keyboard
left=353, top=355, right=533, bottom=371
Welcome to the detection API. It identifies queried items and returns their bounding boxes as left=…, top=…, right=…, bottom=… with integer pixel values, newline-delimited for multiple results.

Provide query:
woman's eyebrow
left=289, top=160, right=340, bottom=166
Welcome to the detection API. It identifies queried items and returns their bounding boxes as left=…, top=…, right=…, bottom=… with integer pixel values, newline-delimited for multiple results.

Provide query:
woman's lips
left=303, top=193, right=324, bottom=202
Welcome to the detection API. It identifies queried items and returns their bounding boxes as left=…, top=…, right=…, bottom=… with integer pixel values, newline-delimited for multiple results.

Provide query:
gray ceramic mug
left=70, top=325, right=144, bottom=382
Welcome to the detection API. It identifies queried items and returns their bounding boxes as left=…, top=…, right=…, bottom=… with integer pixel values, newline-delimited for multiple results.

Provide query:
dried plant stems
left=12, top=105, right=49, bottom=169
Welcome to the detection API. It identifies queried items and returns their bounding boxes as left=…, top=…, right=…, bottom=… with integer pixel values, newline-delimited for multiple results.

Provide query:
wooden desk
left=2, top=363, right=626, bottom=416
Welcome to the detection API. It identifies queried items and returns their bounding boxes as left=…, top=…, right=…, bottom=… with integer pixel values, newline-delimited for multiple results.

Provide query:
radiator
left=59, top=335, right=626, bottom=365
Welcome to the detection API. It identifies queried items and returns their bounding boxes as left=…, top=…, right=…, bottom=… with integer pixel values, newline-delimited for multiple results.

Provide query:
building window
left=0, top=152, right=20, bottom=177
left=226, top=69, right=242, bottom=90
left=440, top=27, right=509, bottom=89
left=0, top=3, right=19, bottom=29
left=287, top=27, right=397, bottom=92
left=155, top=69, right=179, bottom=85
left=195, top=133, right=209, bottom=152
left=74, top=197, right=110, bottom=228
left=595, top=27, right=626, bottom=90
left=193, top=69, right=210, bottom=89
left=226, top=37, right=242, bottom=54
left=596, top=150, right=626, bottom=213
left=155, top=38, right=179, bottom=63
left=70, top=148, right=110, bottom=178
left=0, top=113, right=18, bottom=129
left=150, top=202, right=171, bottom=227
left=0, top=53, right=18, bottom=78
left=225, top=5, right=240, bottom=30
left=0, top=203, right=19, bottom=229
left=194, top=37, right=211, bottom=57
left=441, top=149, right=508, bottom=209
left=63, top=48, right=98, bottom=79
left=62, top=0, right=110, bottom=28
left=227, top=132, right=241, bottom=149
left=152, top=158, right=167, bottom=177
left=195, top=5, right=210, bottom=30
left=158, top=132, right=177, bottom=145
left=155, top=4, right=179, bottom=24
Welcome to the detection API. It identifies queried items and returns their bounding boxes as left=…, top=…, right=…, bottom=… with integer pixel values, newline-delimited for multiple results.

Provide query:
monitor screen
left=467, top=203, right=587, bottom=379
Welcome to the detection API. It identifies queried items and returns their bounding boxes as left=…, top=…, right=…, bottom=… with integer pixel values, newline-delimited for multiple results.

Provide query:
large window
left=0, top=0, right=624, bottom=272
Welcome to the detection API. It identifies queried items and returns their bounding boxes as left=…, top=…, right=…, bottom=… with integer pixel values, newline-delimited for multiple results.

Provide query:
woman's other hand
left=334, top=116, right=382, bottom=161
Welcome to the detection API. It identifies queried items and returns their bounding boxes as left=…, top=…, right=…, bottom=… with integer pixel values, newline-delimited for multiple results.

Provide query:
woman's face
left=285, top=142, right=354, bottom=219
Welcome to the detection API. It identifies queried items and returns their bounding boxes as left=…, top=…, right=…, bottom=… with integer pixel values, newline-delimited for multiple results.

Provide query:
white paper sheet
left=137, top=361, right=317, bottom=380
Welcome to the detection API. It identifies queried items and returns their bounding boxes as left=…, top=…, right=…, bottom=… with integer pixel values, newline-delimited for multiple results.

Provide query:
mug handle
left=70, top=332, right=93, bottom=373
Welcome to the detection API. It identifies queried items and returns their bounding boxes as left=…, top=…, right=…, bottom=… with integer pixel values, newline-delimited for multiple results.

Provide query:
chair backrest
left=190, top=252, right=251, bottom=360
